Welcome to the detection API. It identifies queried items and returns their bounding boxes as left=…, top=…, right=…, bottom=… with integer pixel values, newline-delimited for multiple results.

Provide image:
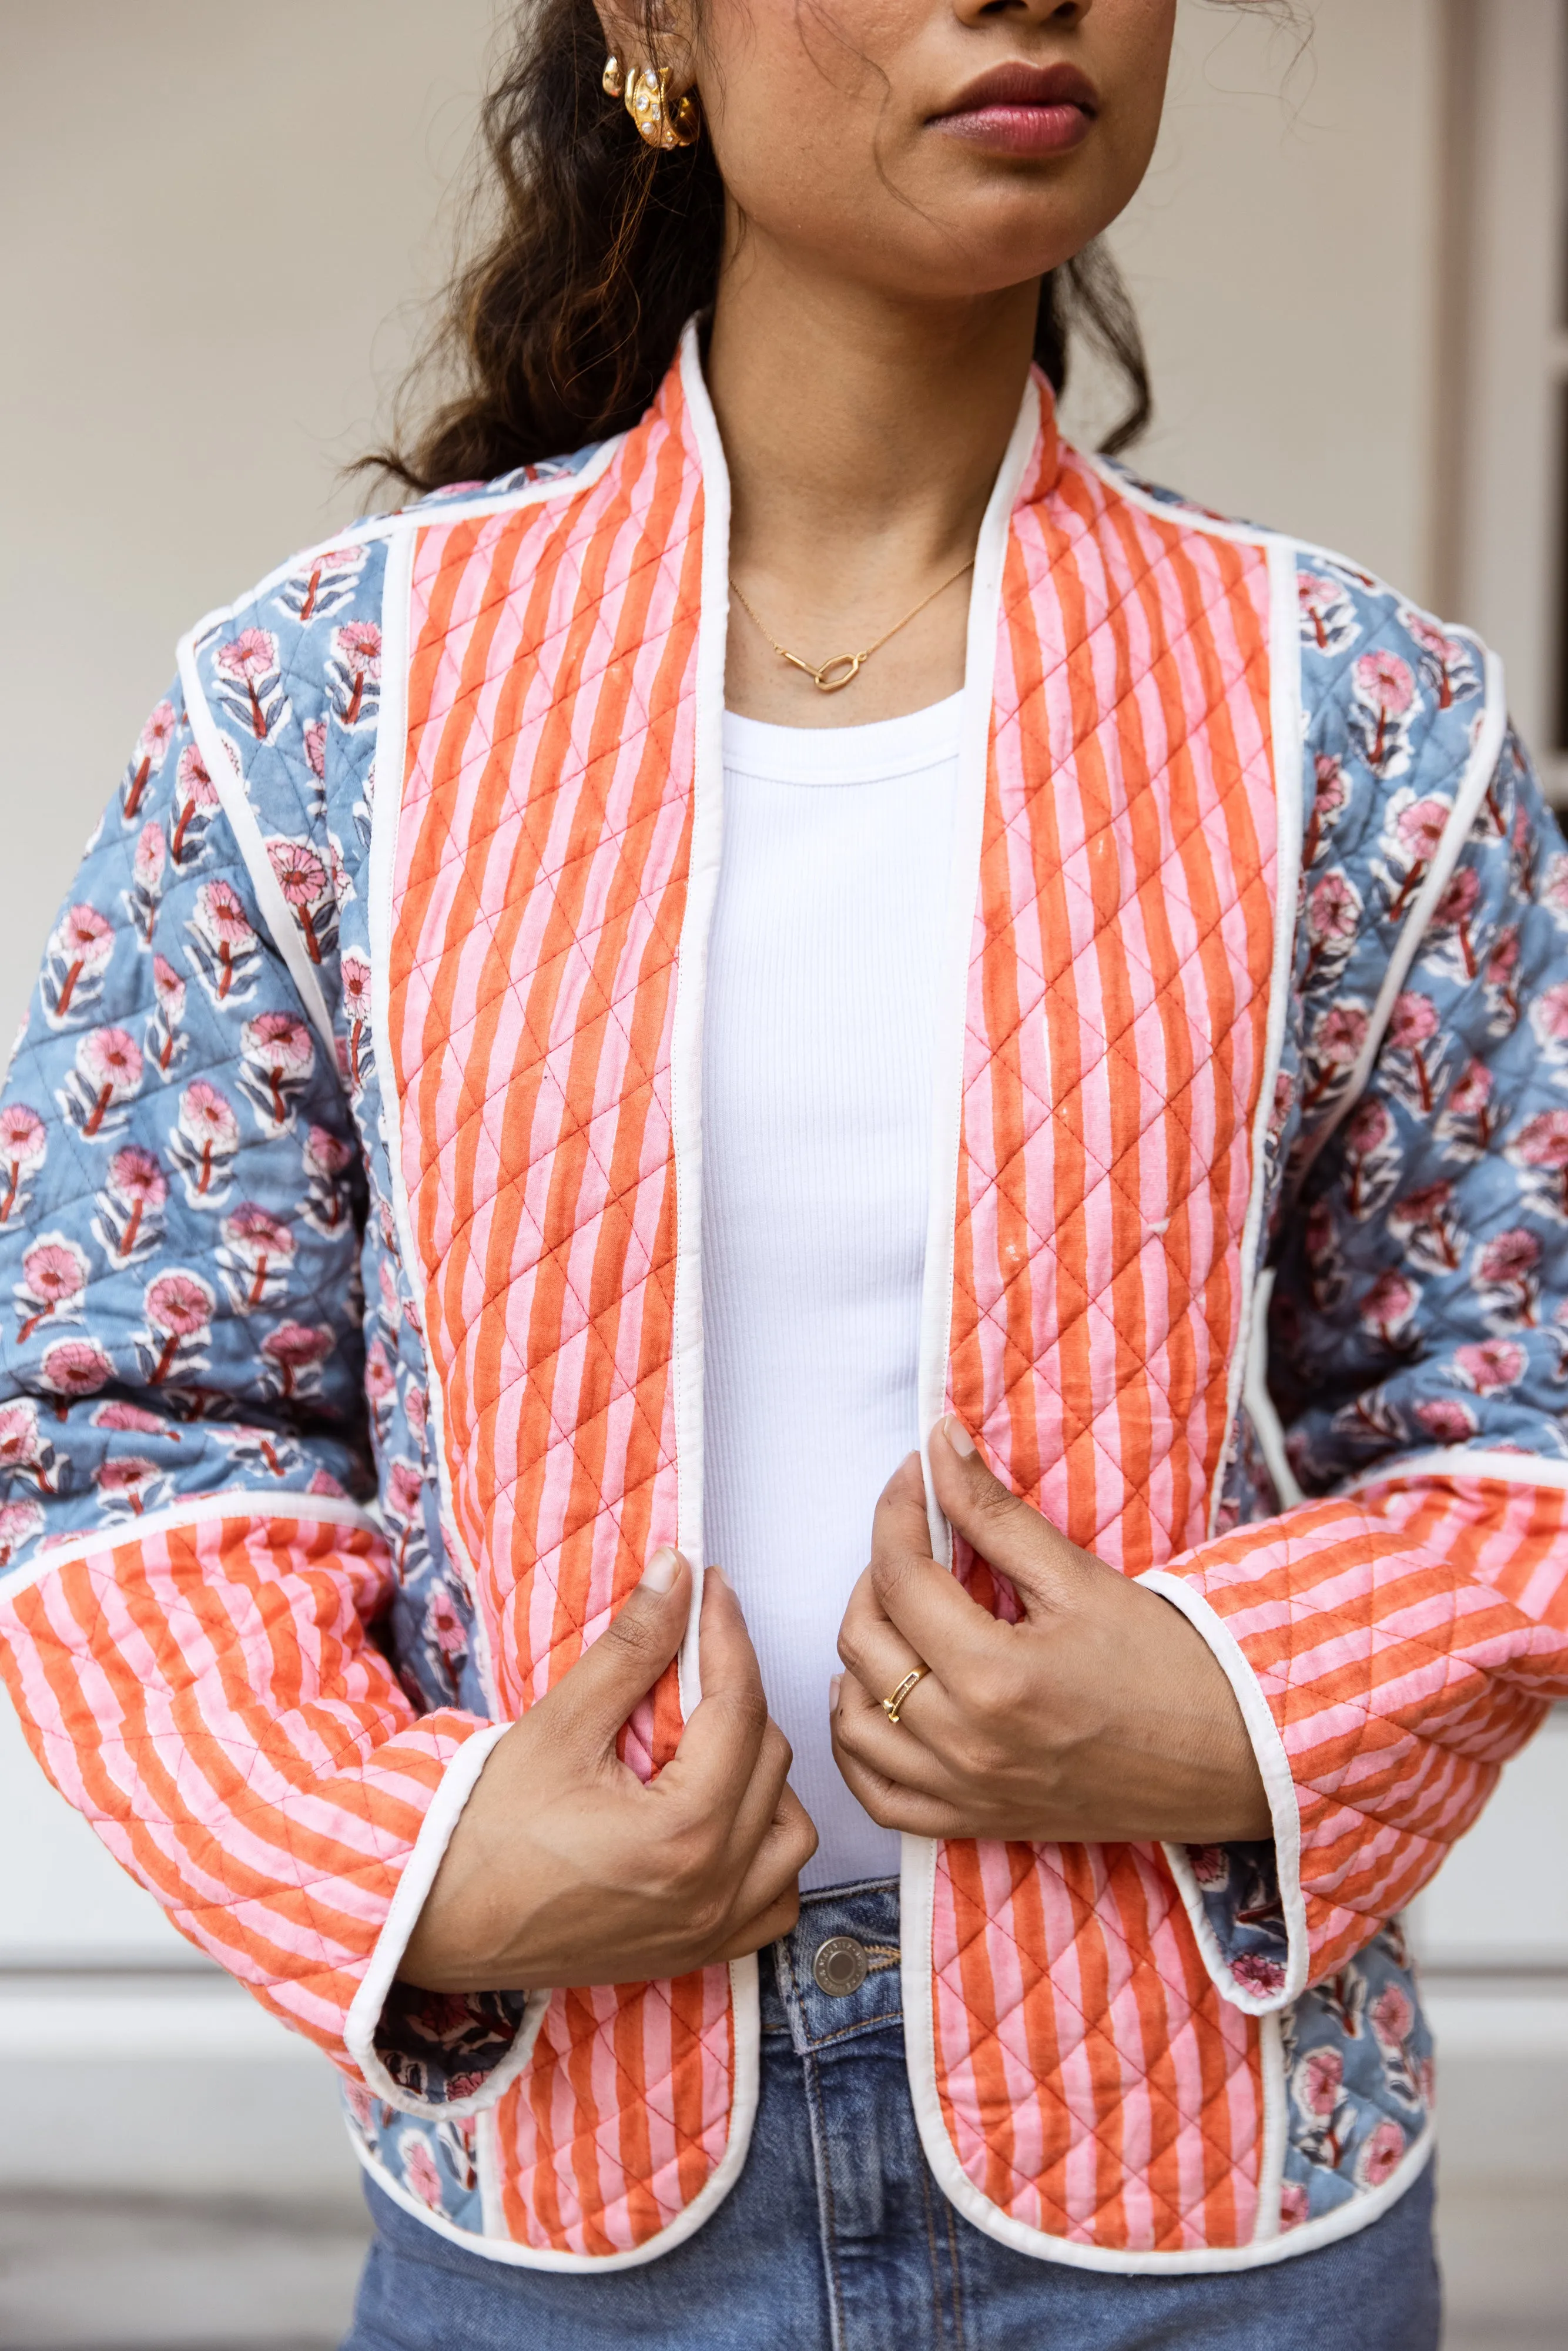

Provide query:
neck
left=706, top=242, right=1040, bottom=590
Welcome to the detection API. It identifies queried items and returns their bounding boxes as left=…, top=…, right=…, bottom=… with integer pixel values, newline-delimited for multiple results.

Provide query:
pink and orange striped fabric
left=931, top=447, right=1278, bottom=2249
left=0, top=1511, right=483, bottom=2057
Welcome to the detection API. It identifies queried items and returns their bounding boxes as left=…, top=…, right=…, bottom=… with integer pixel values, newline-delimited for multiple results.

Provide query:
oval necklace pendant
left=812, top=652, right=866, bottom=692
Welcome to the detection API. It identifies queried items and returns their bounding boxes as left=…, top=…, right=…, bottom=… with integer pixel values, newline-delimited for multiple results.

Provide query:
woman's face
left=646, top=0, right=1176, bottom=306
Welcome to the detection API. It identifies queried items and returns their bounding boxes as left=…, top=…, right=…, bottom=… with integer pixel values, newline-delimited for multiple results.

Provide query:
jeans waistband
left=760, top=1877, right=902, bottom=2055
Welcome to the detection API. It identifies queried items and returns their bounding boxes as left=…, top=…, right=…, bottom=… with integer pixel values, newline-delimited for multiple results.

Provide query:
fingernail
left=707, top=1562, right=728, bottom=1590
left=940, top=1414, right=977, bottom=1459
left=642, top=1545, right=681, bottom=1593
left=829, top=1673, right=843, bottom=1710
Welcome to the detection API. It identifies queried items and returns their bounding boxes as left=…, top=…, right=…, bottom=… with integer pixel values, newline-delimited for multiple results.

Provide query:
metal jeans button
left=812, top=1935, right=869, bottom=1997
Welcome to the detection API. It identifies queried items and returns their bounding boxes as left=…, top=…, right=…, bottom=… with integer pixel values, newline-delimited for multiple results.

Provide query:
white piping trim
left=1208, top=537, right=1306, bottom=1539
left=1138, top=1568, right=1311, bottom=2013
left=1294, top=648, right=1509, bottom=1184
left=670, top=319, right=731, bottom=1713
left=1339, top=1446, right=1568, bottom=1495
left=366, top=521, right=500, bottom=1717
left=1244, top=1267, right=1305, bottom=1511
left=175, top=630, right=336, bottom=1056
left=347, top=1950, right=762, bottom=2270
left=343, top=1722, right=549, bottom=2116
left=1252, top=2012, right=1288, bottom=2242
left=0, top=1490, right=380, bottom=1609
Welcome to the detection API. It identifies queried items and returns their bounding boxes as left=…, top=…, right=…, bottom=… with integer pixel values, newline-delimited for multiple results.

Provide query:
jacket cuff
left=343, top=1723, right=545, bottom=2117
left=1136, top=1569, right=1310, bottom=2014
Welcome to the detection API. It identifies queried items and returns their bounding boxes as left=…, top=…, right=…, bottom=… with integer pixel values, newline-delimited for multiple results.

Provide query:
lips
left=932, top=59, right=1100, bottom=157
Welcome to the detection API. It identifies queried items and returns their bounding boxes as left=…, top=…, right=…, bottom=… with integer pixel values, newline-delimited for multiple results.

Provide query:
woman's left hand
left=831, top=1419, right=1272, bottom=1847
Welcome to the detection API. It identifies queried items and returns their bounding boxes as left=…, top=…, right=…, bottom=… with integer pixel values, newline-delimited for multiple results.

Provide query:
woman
left=2, top=1, right=1566, bottom=2343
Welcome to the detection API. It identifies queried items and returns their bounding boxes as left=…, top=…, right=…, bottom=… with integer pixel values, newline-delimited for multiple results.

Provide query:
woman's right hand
left=400, top=1552, right=816, bottom=1994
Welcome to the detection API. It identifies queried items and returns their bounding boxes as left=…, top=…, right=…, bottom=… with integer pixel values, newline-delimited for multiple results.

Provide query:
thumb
left=550, top=1546, right=690, bottom=1749
left=928, top=1416, right=1096, bottom=1613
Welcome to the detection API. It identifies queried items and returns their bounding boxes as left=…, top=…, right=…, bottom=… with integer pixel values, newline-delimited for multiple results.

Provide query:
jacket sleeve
left=0, top=671, right=523, bottom=2114
left=1144, top=685, right=1568, bottom=2014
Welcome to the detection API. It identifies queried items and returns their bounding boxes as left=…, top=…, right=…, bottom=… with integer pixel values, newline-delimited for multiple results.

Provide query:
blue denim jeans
left=344, top=1880, right=1440, bottom=2351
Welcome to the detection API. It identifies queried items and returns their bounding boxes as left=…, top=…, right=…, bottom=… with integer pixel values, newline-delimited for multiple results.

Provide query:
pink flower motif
left=0, top=1402, right=45, bottom=1469
left=266, top=840, right=330, bottom=965
left=332, top=621, right=383, bottom=726
left=223, top=1203, right=294, bottom=1260
left=215, top=627, right=280, bottom=738
left=1394, top=798, right=1449, bottom=863
left=132, top=822, right=166, bottom=895
left=1532, top=984, right=1568, bottom=1047
left=1294, top=2046, right=1343, bottom=2121
left=261, top=1322, right=334, bottom=1396
left=1433, top=866, right=1480, bottom=929
left=1314, top=755, right=1349, bottom=816
left=427, top=1588, right=469, bottom=1660
left=194, top=879, right=254, bottom=952
left=145, top=1271, right=215, bottom=1339
left=93, top=1401, right=170, bottom=1436
left=97, top=1456, right=159, bottom=1511
left=1188, top=1845, right=1228, bottom=1890
left=176, top=743, right=218, bottom=806
left=1487, top=929, right=1522, bottom=990
left=334, top=620, right=383, bottom=675
left=364, top=1338, right=396, bottom=1405
left=1369, top=1982, right=1415, bottom=2052
left=179, top=1080, right=240, bottom=1155
left=1361, top=1270, right=1417, bottom=1337
left=108, top=1147, right=168, bottom=1211
left=75, top=1027, right=143, bottom=1137
left=0, top=1106, right=46, bottom=1168
left=152, top=956, right=186, bottom=1018
left=386, top=1458, right=425, bottom=1523
left=400, top=2135, right=444, bottom=2213
left=134, top=700, right=179, bottom=771
left=1477, top=1228, right=1540, bottom=1285
left=1278, top=2180, right=1311, bottom=2233
left=1345, top=1098, right=1393, bottom=1157
left=1312, top=1003, right=1369, bottom=1070
left=1354, top=2118, right=1406, bottom=2189
left=341, top=954, right=372, bottom=1020
left=39, top=1338, right=112, bottom=1398
left=307, top=1466, right=347, bottom=1498
left=302, top=718, right=328, bottom=781
left=1514, top=1110, right=1568, bottom=1170
left=242, top=1012, right=316, bottom=1127
left=1353, top=650, right=1416, bottom=717
left=1415, top=1397, right=1477, bottom=1444
left=304, top=1124, right=353, bottom=1180
left=1448, top=1059, right=1493, bottom=1119
left=1387, top=992, right=1439, bottom=1050
left=1231, top=1952, right=1287, bottom=1997
left=1307, top=871, right=1360, bottom=949
left=0, top=1498, right=42, bottom=1563
left=243, top=1012, right=314, bottom=1075
left=1453, top=1338, right=1527, bottom=1393
left=406, top=1385, right=428, bottom=1442
left=16, top=1238, right=89, bottom=1341
left=51, top=901, right=115, bottom=994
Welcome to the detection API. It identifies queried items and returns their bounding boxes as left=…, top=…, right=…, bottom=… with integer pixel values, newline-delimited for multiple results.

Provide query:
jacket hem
left=347, top=1946, right=762, bottom=2269
left=0, top=1489, right=383, bottom=1609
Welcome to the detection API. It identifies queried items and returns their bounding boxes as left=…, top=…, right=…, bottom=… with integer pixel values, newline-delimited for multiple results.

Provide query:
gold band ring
left=882, top=1667, right=929, bottom=1725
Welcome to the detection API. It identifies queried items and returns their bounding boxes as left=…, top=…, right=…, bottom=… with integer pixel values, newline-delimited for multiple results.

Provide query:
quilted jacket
left=4, top=325, right=1568, bottom=2274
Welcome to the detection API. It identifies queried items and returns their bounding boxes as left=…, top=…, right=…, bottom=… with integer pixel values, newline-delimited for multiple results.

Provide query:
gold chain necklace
left=729, top=555, right=976, bottom=693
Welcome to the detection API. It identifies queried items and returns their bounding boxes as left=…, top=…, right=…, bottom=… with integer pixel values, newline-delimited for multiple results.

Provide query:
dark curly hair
left=376, top=0, right=1161, bottom=493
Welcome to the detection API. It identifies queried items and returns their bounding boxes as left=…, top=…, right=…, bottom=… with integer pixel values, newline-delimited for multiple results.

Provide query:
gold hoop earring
left=601, top=54, right=624, bottom=98
left=625, top=63, right=700, bottom=150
